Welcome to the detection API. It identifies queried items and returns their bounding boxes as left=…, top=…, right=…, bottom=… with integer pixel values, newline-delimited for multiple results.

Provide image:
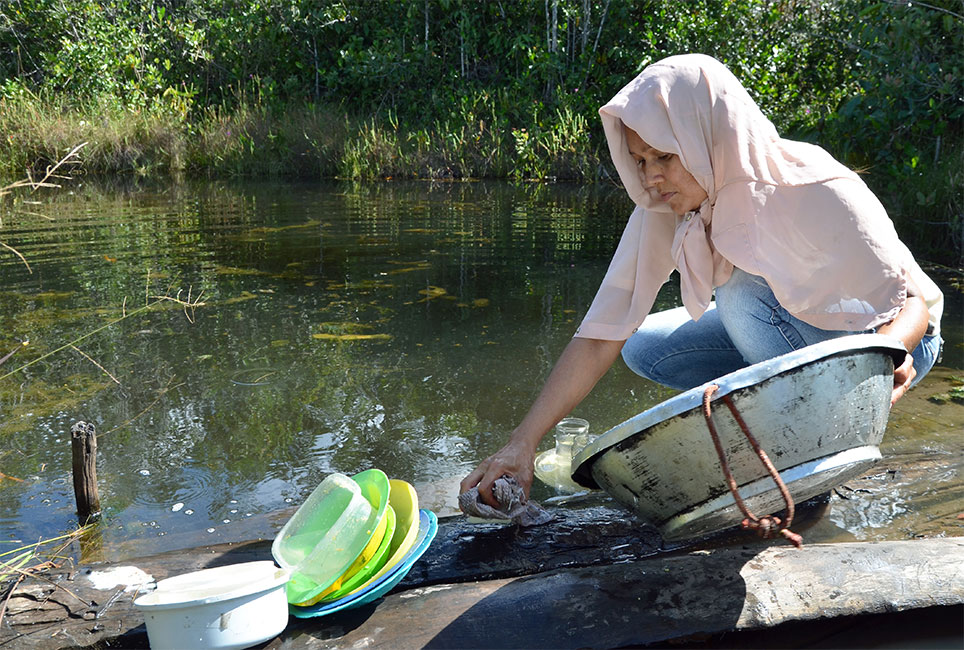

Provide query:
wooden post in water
left=71, top=421, right=100, bottom=524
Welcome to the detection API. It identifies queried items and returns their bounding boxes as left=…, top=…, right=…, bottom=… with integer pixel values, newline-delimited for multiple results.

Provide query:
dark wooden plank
left=397, top=501, right=663, bottom=588
left=273, top=538, right=964, bottom=650
left=0, top=491, right=777, bottom=649
left=4, top=530, right=961, bottom=649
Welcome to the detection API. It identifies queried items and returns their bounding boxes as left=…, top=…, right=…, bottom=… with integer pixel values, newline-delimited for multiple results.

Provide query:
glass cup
left=554, top=417, right=590, bottom=463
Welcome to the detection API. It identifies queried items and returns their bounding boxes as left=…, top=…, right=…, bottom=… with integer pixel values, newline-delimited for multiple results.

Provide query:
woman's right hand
left=459, top=336, right=625, bottom=509
left=459, top=437, right=536, bottom=508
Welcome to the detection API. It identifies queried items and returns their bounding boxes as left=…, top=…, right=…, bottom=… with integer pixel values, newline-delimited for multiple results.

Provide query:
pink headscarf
left=576, top=54, right=942, bottom=340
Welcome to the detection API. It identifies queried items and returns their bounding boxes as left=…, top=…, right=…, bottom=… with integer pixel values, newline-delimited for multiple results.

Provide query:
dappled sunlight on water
left=0, top=179, right=960, bottom=560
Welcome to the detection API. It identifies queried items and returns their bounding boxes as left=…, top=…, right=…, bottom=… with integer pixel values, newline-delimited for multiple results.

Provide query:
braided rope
left=702, top=384, right=803, bottom=548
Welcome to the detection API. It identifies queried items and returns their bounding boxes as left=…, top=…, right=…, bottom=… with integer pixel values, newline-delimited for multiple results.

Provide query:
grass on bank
left=0, top=90, right=600, bottom=181
left=0, top=91, right=345, bottom=178
left=0, top=92, right=959, bottom=264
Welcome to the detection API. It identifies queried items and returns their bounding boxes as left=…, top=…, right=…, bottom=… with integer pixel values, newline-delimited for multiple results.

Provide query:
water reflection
left=0, top=179, right=959, bottom=558
left=0, top=180, right=661, bottom=553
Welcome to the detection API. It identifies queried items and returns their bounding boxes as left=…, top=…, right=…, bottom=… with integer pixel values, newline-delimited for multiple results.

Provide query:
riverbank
left=3, top=503, right=962, bottom=648
left=0, top=93, right=596, bottom=182
left=2, top=95, right=959, bottom=267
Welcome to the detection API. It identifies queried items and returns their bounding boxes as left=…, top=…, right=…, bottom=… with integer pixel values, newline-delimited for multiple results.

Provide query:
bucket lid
left=133, top=561, right=289, bottom=610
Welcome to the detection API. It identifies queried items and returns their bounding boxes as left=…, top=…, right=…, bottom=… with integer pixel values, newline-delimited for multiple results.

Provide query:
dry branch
left=0, top=142, right=87, bottom=272
left=0, top=527, right=91, bottom=627
left=69, top=345, right=121, bottom=385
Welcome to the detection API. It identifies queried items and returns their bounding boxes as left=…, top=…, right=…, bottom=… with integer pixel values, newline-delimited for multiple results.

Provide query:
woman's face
left=624, top=126, right=707, bottom=216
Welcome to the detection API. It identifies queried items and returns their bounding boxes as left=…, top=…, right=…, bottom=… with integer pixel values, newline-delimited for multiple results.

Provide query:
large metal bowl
left=571, top=334, right=906, bottom=541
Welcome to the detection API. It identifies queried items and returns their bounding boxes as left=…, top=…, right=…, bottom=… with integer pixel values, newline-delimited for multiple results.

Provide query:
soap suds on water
left=86, top=566, right=155, bottom=592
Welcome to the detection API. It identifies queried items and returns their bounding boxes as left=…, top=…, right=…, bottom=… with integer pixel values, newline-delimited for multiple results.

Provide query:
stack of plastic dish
left=276, top=470, right=438, bottom=618
left=130, top=468, right=436, bottom=648
left=273, top=469, right=438, bottom=617
left=271, top=469, right=390, bottom=605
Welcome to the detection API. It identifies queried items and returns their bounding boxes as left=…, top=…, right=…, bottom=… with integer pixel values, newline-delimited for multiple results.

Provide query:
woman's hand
left=459, top=336, right=626, bottom=508
left=876, top=276, right=929, bottom=405
left=459, top=437, right=536, bottom=508
left=890, top=352, right=917, bottom=405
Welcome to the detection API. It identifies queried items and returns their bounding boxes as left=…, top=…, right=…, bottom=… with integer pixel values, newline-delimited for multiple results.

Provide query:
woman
left=460, top=54, right=943, bottom=508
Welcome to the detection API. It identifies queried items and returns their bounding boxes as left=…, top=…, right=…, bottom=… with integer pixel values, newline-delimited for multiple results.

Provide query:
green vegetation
left=0, top=0, right=960, bottom=260
left=928, top=374, right=964, bottom=405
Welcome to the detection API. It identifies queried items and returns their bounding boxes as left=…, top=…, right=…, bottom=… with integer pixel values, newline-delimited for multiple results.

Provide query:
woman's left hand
left=876, top=276, right=928, bottom=405
left=891, top=352, right=916, bottom=404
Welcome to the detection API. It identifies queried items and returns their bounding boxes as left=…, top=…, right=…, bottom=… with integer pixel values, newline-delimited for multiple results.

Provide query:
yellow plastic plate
left=355, top=479, right=420, bottom=589
left=313, top=505, right=396, bottom=604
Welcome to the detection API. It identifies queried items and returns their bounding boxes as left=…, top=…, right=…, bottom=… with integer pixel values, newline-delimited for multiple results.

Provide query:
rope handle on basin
left=701, top=384, right=803, bottom=548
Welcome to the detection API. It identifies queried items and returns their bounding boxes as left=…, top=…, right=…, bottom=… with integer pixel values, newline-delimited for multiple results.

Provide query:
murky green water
left=1, top=180, right=961, bottom=559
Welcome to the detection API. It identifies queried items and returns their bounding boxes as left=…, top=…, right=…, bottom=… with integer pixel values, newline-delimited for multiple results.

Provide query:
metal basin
left=571, top=334, right=906, bottom=541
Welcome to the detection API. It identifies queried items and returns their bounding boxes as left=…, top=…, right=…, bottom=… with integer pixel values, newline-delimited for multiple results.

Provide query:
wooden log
left=276, top=538, right=964, bottom=649
left=71, top=421, right=100, bottom=524
left=2, top=520, right=961, bottom=650
left=5, top=537, right=959, bottom=649
left=3, top=449, right=961, bottom=649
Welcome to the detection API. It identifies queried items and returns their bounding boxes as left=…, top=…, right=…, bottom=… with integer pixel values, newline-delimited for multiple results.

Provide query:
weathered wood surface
left=0, top=492, right=828, bottom=647
left=397, top=501, right=663, bottom=587
left=3, top=502, right=962, bottom=650
left=272, top=538, right=964, bottom=650
left=5, top=536, right=960, bottom=649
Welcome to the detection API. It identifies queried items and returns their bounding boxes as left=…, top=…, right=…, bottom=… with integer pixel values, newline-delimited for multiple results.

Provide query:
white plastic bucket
left=134, top=561, right=289, bottom=650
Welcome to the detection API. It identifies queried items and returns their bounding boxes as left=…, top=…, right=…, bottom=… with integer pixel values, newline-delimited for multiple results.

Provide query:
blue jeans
left=622, top=268, right=942, bottom=390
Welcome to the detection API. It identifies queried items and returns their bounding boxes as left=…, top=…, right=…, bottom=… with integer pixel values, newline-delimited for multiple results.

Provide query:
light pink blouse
left=575, top=54, right=943, bottom=341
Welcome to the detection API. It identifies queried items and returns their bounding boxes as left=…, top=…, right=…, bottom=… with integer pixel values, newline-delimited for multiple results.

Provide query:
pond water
left=0, top=179, right=961, bottom=560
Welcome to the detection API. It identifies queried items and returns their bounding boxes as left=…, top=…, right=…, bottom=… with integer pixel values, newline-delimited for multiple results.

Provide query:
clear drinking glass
left=554, top=417, right=590, bottom=462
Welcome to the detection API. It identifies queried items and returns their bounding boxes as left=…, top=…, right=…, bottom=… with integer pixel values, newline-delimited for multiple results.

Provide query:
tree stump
left=71, top=421, right=100, bottom=524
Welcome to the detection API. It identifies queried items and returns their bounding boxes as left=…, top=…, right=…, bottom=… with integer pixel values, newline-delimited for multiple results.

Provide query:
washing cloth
left=458, top=476, right=554, bottom=527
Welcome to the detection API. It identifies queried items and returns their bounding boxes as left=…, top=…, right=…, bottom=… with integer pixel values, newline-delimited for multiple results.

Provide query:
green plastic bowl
left=271, top=472, right=377, bottom=604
